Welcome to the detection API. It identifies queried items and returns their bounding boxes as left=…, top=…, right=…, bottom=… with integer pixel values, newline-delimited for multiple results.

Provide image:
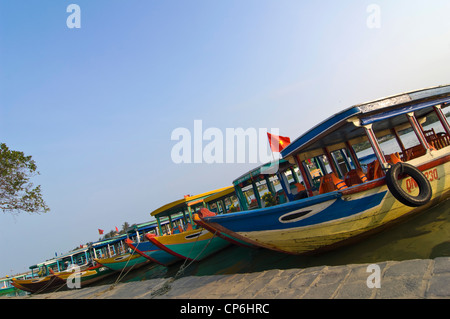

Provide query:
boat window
left=330, top=149, right=353, bottom=178
left=255, top=178, right=270, bottom=199
left=269, top=174, right=283, bottom=193
left=306, top=156, right=328, bottom=190
left=284, top=169, right=296, bottom=184
left=420, top=109, right=450, bottom=150
left=241, top=183, right=258, bottom=209
left=382, top=109, right=450, bottom=161
left=228, top=195, right=240, bottom=212
left=350, top=140, right=375, bottom=174
left=209, top=201, right=219, bottom=213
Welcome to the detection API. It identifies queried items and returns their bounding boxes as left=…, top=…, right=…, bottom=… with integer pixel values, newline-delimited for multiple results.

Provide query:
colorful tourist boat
left=124, top=237, right=180, bottom=266
left=50, top=263, right=115, bottom=288
left=192, top=186, right=256, bottom=248
left=146, top=187, right=232, bottom=262
left=124, top=217, right=183, bottom=266
left=0, top=277, right=16, bottom=296
left=94, top=252, right=149, bottom=271
left=11, top=272, right=66, bottom=294
left=11, top=246, right=98, bottom=294
left=0, top=274, right=29, bottom=296
left=198, top=85, right=450, bottom=255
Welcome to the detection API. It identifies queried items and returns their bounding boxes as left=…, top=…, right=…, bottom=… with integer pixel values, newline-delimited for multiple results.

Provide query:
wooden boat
left=0, top=278, right=16, bottom=296
left=50, top=263, right=115, bottom=288
left=94, top=252, right=149, bottom=271
left=192, top=186, right=256, bottom=248
left=122, top=215, right=183, bottom=266
left=146, top=187, right=232, bottom=262
left=198, top=85, right=450, bottom=255
left=11, top=246, right=97, bottom=294
left=11, top=273, right=66, bottom=294
left=124, top=238, right=180, bottom=266
left=0, top=274, right=29, bottom=296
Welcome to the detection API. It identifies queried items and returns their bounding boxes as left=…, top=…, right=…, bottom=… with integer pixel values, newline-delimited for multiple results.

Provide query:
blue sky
left=1, top=0, right=450, bottom=275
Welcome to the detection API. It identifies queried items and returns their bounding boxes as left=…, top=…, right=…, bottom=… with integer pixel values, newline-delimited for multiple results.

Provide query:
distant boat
left=50, top=263, right=115, bottom=288
left=11, top=273, right=65, bottom=294
left=0, top=274, right=29, bottom=296
left=94, top=252, right=149, bottom=272
left=11, top=245, right=98, bottom=294
left=11, top=239, right=125, bottom=294
left=198, top=85, right=450, bottom=255
left=146, top=187, right=232, bottom=262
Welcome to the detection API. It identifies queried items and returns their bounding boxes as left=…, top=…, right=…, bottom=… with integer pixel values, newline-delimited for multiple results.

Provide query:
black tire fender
left=385, top=163, right=432, bottom=207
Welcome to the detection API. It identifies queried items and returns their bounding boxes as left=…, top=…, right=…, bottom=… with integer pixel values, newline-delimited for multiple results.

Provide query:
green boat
left=147, top=187, right=232, bottom=262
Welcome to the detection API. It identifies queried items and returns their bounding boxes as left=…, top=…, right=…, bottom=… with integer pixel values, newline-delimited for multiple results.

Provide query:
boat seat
left=366, top=160, right=383, bottom=180
left=344, top=169, right=368, bottom=187
left=424, top=128, right=436, bottom=140
left=366, top=154, right=403, bottom=179
left=385, top=152, right=402, bottom=164
left=427, top=132, right=450, bottom=150
left=318, top=173, right=348, bottom=194
left=401, top=144, right=427, bottom=161
left=295, top=183, right=306, bottom=192
left=172, top=225, right=183, bottom=234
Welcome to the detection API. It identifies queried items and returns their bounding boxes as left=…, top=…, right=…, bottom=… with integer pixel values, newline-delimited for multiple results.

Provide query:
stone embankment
left=5, top=257, right=450, bottom=299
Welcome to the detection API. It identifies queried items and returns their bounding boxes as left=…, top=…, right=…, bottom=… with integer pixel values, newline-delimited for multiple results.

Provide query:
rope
left=150, top=229, right=218, bottom=298
left=32, top=273, right=66, bottom=295
left=110, top=243, right=140, bottom=288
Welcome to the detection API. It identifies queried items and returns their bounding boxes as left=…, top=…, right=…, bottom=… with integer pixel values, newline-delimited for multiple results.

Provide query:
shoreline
left=3, top=257, right=449, bottom=299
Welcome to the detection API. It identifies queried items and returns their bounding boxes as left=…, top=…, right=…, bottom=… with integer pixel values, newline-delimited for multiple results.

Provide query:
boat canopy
left=150, top=186, right=232, bottom=218
left=232, top=159, right=293, bottom=186
left=281, top=85, right=450, bottom=158
left=202, top=186, right=235, bottom=204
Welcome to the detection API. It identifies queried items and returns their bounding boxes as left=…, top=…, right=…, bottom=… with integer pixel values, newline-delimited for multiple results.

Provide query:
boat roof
left=281, top=85, right=450, bottom=158
left=202, top=186, right=235, bottom=203
left=150, top=186, right=232, bottom=218
left=232, top=159, right=293, bottom=185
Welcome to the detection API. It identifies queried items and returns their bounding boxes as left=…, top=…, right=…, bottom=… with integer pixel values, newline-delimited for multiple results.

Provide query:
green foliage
left=229, top=204, right=239, bottom=212
left=262, top=192, right=276, bottom=207
left=0, top=143, right=49, bottom=214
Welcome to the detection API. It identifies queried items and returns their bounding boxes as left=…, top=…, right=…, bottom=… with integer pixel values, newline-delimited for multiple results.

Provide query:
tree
left=121, top=222, right=130, bottom=233
left=98, top=222, right=131, bottom=240
left=0, top=143, right=49, bottom=214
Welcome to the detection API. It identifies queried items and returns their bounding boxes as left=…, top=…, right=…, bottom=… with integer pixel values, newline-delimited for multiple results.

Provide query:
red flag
left=267, top=133, right=291, bottom=152
left=115, top=226, right=119, bottom=232
left=98, top=229, right=104, bottom=235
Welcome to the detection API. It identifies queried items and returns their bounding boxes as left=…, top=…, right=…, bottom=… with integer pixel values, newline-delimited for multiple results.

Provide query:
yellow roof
left=150, top=186, right=232, bottom=217
left=203, top=186, right=235, bottom=203
left=150, top=198, right=187, bottom=217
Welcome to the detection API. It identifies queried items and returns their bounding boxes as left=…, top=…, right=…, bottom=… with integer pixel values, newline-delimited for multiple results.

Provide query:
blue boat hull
left=200, top=165, right=450, bottom=255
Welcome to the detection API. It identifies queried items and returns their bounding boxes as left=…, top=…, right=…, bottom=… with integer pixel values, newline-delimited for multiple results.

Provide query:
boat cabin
left=232, top=86, right=450, bottom=210
left=202, top=186, right=240, bottom=214
left=28, top=246, right=93, bottom=276
left=232, top=159, right=308, bottom=211
left=281, top=87, right=450, bottom=198
left=149, top=187, right=234, bottom=235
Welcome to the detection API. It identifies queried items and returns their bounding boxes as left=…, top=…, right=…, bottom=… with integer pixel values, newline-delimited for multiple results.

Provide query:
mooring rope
left=32, top=272, right=66, bottom=295
left=110, top=243, right=140, bottom=288
left=150, top=229, right=218, bottom=297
